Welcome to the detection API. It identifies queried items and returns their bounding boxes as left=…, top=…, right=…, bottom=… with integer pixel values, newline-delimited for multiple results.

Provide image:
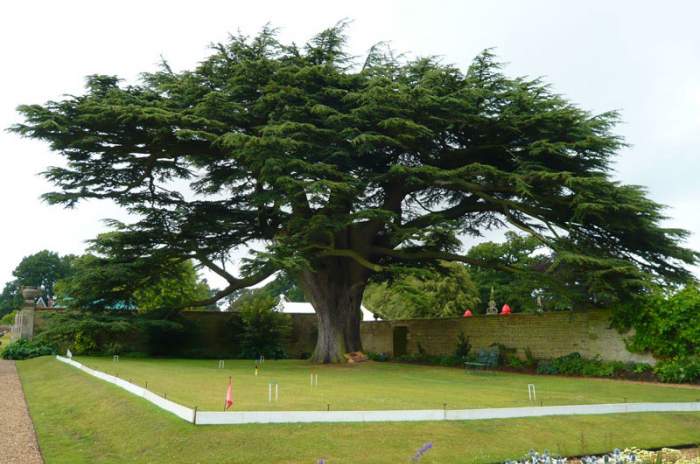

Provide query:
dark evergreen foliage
left=12, top=23, right=698, bottom=361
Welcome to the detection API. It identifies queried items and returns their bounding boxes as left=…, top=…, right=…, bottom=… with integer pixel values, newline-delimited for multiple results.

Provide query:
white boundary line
left=55, top=356, right=700, bottom=426
left=56, top=356, right=195, bottom=422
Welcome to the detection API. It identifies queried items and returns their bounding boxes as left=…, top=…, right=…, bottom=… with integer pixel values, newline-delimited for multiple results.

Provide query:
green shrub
left=553, top=352, right=586, bottom=374
left=536, top=360, right=558, bottom=375
left=654, top=357, right=700, bottom=383
left=104, top=342, right=124, bottom=356
left=0, top=310, right=17, bottom=325
left=536, top=352, right=655, bottom=380
left=454, top=332, right=471, bottom=358
left=1, top=339, right=55, bottom=360
left=238, top=294, right=291, bottom=359
left=580, top=359, right=615, bottom=377
left=615, top=285, right=700, bottom=359
left=524, top=348, right=537, bottom=367
left=367, top=352, right=389, bottom=362
left=631, top=362, right=653, bottom=374
left=36, top=311, right=138, bottom=355
left=35, top=310, right=187, bottom=356
left=506, top=356, right=529, bottom=369
left=438, top=355, right=463, bottom=367
left=73, top=330, right=99, bottom=354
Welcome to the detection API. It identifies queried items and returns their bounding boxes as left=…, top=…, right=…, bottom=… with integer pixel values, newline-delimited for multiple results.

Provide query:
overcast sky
left=1, top=0, right=699, bottom=289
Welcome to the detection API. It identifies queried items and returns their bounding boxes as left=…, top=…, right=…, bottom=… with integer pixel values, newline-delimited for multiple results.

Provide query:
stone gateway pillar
left=14, top=287, right=40, bottom=340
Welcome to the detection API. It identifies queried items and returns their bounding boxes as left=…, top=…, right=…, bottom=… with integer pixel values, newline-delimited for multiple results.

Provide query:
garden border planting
left=55, top=356, right=700, bottom=425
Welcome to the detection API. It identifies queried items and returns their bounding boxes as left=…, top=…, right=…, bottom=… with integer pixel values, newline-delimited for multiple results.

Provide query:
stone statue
left=486, top=286, right=498, bottom=315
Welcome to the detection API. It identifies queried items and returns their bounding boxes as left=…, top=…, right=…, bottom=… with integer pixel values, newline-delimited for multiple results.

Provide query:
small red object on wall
left=500, top=304, right=511, bottom=315
left=463, top=309, right=473, bottom=317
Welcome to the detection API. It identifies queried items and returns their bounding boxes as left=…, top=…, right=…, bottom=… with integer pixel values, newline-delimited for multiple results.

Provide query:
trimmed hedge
left=1, top=339, right=56, bottom=360
left=653, top=356, right=700, bottom=383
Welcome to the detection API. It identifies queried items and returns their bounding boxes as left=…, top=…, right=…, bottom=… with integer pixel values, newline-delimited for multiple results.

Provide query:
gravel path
left=0, top=360, right=43, bottom=464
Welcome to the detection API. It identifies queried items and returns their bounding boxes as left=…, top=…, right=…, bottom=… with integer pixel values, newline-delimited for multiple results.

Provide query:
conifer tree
left=12, top=24, right=698, bottom=362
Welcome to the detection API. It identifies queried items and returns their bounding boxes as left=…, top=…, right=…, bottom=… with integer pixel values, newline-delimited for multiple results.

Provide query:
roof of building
left=275, top=297, right=380, bottom=321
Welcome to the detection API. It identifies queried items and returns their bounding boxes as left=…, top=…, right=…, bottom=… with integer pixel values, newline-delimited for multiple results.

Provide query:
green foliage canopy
left=12, top=250, right=74, bottom=299
left=466, top=232, right=550, bottom=312
left=55, top=236, right=211, bottom=311
left=236, top=293, right=291, bottom=359
left=11, top=23, right=699, bottom=359
left=227, top=270, right=307, bottom=310
left=1, top=250, right=75, bottom=316
left=364, top=261, right=479, bottom=319
left=0, top=282, right=23, bottom=317
left=132, top=261, right=210, bottom=311
left=617, top=284, right=700, bottom=359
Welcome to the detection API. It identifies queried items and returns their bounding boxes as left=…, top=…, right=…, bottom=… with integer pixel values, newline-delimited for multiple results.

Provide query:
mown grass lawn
left=18, top=357, right=700, bottom=464
left=74, top=356, right=700, bottom=411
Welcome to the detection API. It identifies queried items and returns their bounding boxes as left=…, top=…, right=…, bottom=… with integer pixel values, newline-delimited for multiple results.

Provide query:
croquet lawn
left=17, top=357, right=700, bottom=464
left=72, top=356, right=700, bottom=411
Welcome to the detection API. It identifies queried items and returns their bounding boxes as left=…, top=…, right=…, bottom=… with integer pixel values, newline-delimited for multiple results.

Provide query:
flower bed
left=504, top=448, right=700, bottom=464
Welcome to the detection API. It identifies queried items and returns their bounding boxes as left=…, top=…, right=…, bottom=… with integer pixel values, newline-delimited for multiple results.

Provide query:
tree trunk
left=299, top=261, right=367, bottom=363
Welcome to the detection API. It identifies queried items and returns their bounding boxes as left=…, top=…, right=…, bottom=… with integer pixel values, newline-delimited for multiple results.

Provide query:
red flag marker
left=225, top=377, right=233, bottom=410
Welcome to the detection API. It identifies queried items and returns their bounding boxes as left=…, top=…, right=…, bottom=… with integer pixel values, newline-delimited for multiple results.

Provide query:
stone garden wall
left=34, top=309, right=654, bottom=363
left=178, top=311, right=319, bottom=358
left=360, top=310, right=655, bottom=364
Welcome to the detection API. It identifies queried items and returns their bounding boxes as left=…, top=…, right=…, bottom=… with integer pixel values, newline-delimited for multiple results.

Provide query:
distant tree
left=466, top=232, right=645, bottom=312
left=54, top=234, right=211, bottom=311
left=226, top=271, right=305, bottom=312
left=53, top=253, right=140, bottom=310
left=262, top=271, right=307, bottom=302
left=0, top=282, right=23, bottom=317
left=133, top=261, right=210, bottom=311
left=364, top=262, right=480, bottom=319
left=12, top=250, right=74, bottom=299
left=0, top=250, right=75, bottom=316
left=466, top=232, right=551, bottom=312
left=13, top=24, right=698, bottom=361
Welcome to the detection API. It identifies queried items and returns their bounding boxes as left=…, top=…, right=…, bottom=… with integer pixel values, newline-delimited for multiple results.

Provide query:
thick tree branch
left=196, top=254, right=239, bottom=285
left=370, top=246, right=525, bottom=274
left=318, top=248, right=383, bottom=272
left=401, top=197, right=490, bottom=230
left=171, top=263, right=278, bottom=310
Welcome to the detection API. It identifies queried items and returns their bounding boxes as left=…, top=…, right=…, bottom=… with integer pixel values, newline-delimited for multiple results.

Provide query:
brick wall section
left=34, top=309, right=654, bottom=363
left=361, top=311, right=655, bottom=364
